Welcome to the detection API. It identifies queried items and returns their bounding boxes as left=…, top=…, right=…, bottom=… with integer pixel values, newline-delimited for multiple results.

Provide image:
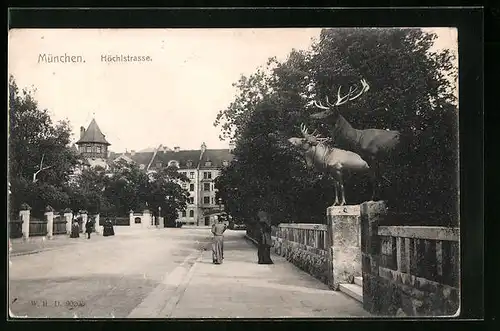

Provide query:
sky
left=8, top=28, right=457, bottom=153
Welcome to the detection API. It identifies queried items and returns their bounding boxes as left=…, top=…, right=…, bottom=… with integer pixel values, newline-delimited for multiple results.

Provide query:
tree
left=215, top=28, right=458, bottom=226
left=8, top=76, right=81, bottom=217
left=147, top=166, right=190, bottom=225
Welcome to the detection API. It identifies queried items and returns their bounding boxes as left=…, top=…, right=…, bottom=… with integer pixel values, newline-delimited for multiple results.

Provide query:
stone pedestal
left=20, top=209, right=30, bottom=241
left=360, top=200, right=387, bottom=313
left=158, top=217, right=164, bottom=228
left=327, top=205, right=361, bottom=290
left=45, top=211, right=54, bottom=239
left=64, top=212, right=73, bottom=234
left=129, top=210, right=134, bottom=227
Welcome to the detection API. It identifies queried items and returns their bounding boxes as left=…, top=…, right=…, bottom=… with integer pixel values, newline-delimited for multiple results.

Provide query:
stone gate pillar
left=20, top=204, right=31, bottom=242
left=45, top=206, right=54, bottom=239
left=129, top=210, right=134, bottom=226
left=360, top=200, right=387, bottom=313
left=80, top=211, right=88, bottom=233
left=64, top=209, right=73, bottom=234
left=143, top=209, right=151, bottom=229
left=326, top=205, right=362, bottom=290
left=94, top=214, right=101, bottom=234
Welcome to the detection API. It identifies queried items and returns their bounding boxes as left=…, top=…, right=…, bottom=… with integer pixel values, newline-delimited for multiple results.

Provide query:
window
left=211, top=197, right=214, bottom=205
left=189, top=172, right=195, bottom=179
left=203, top=172, right=212, bottom=179
left=203, top=196, right=210, bottom=204
left=186, top=160, right=193, bottom=168
left=189, top=210, right=194, bottom=218
left=189, top=197, right=194, bottom=204
left=205, top=160, right=212, bottom=167
left=203, top=183, right=210, bottom=191
left=222, top=160, right=229, bottom=167
left=86, top=146, right=92, bottom=153
left=96, top=146, right=101, bottom=153
left=190, top=184, right=194, bottom=191
left=182, top=210, right=186, bottom=217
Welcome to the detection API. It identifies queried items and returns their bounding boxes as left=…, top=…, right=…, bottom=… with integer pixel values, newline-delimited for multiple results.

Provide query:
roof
left=155, top=150, right=202, bottom=169
left=137, top=147, right=156, bottom=153
left=76, top=118, right=111, bottom=145
left=114, top=154, right=134, bottom=163
left=199, top=149, right=234, bottom=169
left=130, top=152, right=155, bottom=165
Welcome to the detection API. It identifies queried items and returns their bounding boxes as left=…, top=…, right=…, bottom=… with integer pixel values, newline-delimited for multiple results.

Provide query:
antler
left=326, top=78, right=370, bottom=107
left=300, top=123, right=331, bottom=144
left=313, top=78, right=370, bottom=110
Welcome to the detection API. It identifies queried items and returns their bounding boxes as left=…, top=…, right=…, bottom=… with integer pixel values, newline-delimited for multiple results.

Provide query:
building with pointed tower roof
left=76, top=118, right=111, bottom=169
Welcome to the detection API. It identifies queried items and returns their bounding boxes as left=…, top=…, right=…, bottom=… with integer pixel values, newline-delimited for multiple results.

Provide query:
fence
left=29, top=217, right=48, bottom=237
left=9, top=219, right=23, bottom=238
left=53, top=214, right=68, bottom=235
left=112, top=217, right=130, bottom=226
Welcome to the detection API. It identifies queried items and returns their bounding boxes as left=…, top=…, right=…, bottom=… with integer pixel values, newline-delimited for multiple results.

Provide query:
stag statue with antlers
left=288, top=123, right=371, bottom=206
left=310, top=79, right=402, bottom=201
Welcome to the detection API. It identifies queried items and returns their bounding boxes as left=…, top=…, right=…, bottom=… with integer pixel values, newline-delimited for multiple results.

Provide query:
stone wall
left=273, top=224, right=330, bottom=285
left=361, top=201, right=460, bottom=317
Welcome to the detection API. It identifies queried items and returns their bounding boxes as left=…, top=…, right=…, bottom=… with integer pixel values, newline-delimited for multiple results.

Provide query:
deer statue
left=288, top=123, right=371, bottom=206
left=310, top=79, right=402, bottom=201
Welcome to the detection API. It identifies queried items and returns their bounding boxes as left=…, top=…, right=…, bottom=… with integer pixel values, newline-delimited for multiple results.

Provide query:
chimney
left=201, top=142, right=207, bottom=153
left=174, top=146, right=180, bottom=153
left=131, top=150, right=136, bottom=156
left=80, top=126, right=85, bottom=139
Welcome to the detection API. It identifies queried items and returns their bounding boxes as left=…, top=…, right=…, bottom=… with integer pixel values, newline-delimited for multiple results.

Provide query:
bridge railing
left=377, top=226, right=459, bottom=287
left=361, top=201, right=460, bottom=317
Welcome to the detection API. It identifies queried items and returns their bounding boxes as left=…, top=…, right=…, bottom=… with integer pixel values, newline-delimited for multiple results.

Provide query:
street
left=9, top=228, right=369, bottom=318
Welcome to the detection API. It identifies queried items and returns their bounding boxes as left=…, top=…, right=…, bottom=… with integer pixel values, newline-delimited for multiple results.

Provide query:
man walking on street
left=85, top=219, right=93, bottom=239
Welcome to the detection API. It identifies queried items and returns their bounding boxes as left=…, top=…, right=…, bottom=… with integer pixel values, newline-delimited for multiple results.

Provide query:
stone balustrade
left=361, top=201, right=460, bottom=317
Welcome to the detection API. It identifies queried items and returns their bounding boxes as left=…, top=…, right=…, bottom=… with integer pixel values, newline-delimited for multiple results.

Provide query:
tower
left=75, top=118, right=111, bottom=168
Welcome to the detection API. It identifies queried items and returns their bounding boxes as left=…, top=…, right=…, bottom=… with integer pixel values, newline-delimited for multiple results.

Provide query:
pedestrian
left=257, top=210, right=274, bottom=264
left=211, top=217, right=227, bottom=264
left=70, top=220, right=80, bottom=238
left=103, top=218, right=115, bottom=236
left=85, top=219, right=93, bottom=239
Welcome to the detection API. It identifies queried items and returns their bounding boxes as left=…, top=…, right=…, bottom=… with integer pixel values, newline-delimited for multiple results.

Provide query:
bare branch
left=32, top=154, right=52, bottom=183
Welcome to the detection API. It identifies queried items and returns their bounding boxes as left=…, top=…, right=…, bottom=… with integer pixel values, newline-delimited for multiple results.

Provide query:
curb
left=10, top=246, right=64, bottom=257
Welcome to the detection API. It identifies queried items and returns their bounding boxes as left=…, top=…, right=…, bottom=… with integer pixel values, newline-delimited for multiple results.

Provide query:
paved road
left=9, top=227, right=369, bottom=318
left=9, top=227, right=212, bottom=318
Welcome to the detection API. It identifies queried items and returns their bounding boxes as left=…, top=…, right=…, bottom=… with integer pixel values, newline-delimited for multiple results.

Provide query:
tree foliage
left=8, top=76, right=189, bottom=222
left=9, top=76, right=80, bottom=217
left=70, top=161, right=190, bottom=220
left=215, top=28, right=458, bottom=226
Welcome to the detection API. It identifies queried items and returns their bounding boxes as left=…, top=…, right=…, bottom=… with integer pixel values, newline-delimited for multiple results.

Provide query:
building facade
left=74, top=119, right=233, bottom=226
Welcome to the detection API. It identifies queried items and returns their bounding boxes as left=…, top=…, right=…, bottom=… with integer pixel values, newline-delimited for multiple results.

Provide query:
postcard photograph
left=8, top=27, right=459, bottom=319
